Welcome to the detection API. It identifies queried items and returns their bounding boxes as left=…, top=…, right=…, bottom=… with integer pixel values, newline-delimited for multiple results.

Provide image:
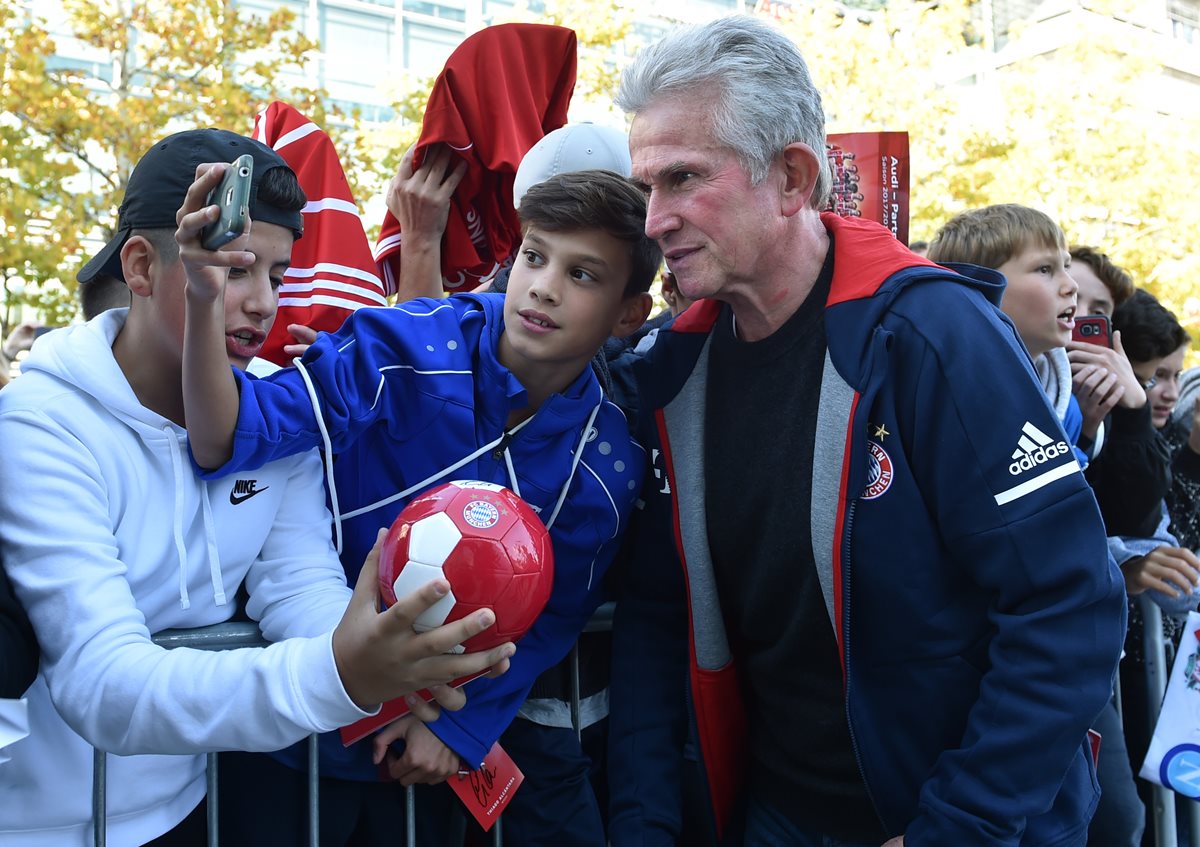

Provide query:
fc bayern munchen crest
left=463, top=499, right=500, bottom=529
left=863, top=442, right=894, bottom=500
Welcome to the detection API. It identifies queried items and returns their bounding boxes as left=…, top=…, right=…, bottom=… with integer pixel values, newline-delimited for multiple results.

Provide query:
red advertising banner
left=825, top=132, right=910, bottom=245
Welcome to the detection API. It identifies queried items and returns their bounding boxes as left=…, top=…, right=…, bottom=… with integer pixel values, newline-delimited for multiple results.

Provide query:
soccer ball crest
left=379, top=480, right=554, bottom=653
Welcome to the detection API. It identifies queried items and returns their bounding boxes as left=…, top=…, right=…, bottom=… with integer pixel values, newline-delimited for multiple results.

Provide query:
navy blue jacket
left=607, top=215, right=1126, bottom=846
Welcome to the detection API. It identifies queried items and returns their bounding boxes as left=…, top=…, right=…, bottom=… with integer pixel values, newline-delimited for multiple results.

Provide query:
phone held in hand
left=1072, top=314, right=1112, bottom=348
left=200, top=155, right=253, bottom=251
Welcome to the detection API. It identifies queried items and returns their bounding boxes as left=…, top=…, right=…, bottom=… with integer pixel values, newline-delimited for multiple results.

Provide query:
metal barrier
left=90, top=603, right=615, bottom=846
left=1139, top=595, right=1200, bottom=847
left=90, top=599, right=1200, bottom=844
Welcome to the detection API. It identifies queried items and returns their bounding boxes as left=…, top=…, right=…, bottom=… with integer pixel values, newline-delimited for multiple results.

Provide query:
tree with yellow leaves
left=776, top=0, right=1200, bottom=351
left=0, top=0, right=362, bottom=330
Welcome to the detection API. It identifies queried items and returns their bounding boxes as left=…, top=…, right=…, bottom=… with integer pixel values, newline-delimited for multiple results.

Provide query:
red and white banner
left=253, top=102, right=387, bottom=365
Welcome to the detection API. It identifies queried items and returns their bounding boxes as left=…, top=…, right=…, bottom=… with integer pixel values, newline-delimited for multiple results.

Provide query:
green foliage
left=8, top=0, right=1198, bottom=358
left=776, top=0, right=1200, bottom=356
left=0, top=0, right=367, bottom=333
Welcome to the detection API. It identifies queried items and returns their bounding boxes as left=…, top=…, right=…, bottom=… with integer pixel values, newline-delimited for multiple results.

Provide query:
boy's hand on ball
left=333, top=529, right=516, bottom=709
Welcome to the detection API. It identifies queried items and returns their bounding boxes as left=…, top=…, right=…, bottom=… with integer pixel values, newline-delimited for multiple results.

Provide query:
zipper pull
left=492, top=430, right=514, bottom=461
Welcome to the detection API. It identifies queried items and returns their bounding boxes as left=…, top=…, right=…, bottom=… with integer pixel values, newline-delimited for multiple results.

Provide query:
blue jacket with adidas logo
left=607, top=214, right=1127, bottom=847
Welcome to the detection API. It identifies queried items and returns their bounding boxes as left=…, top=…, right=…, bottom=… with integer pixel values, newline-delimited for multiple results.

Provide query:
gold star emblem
left=872, top=423, right=890, bottom=440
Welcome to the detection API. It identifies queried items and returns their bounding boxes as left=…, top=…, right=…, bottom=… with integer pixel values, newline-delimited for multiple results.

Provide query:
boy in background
left=181, top=169, right=657, bottom=845
left=929, top=204, right=1144, bottom=462
left=0, top=129, right=509, bottom=847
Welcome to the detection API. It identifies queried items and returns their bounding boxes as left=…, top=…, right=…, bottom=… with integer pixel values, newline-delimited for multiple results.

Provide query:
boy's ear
left=609, top=292, right=653, bottom=339
left=120, top=235, right=155, bottom=298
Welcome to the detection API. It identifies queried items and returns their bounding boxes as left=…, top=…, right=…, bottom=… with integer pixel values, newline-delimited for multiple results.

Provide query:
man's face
left=154, top=221, right=292, bottom=370
left=629, top=95, right=782, bottom=304
left=1070, top=261, right=1115, bottom=317
left=498, top=224, right=638, bottom=393
left=996, top=242, right=1077, bottom=359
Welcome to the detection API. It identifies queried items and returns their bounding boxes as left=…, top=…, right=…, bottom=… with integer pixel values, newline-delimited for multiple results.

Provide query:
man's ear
left=779, top=142, right=822, bottom=216
left=120, top=235, right=155, bottom=298
left=610, top=292, right=653, bottom=339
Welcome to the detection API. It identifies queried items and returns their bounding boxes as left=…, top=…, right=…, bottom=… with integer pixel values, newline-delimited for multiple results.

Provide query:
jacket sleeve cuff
left=301, top=632, right=377, bottom=730
left=427, top=708, right=490, bottom=769
left=1107, top=403, right=1154, bottom=440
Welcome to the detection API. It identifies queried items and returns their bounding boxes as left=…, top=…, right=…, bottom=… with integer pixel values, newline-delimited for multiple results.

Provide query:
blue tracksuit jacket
left=606, top=215, right=1127, bottom=847
left=198, top=293, right=643, bottom=777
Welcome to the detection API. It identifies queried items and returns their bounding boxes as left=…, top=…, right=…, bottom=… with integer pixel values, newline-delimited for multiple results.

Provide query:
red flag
left=253, top=102, right=388, bottom=365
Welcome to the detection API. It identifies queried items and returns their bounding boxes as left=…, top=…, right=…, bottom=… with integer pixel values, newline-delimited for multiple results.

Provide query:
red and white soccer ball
left=379, top=480, right=554, bottom=654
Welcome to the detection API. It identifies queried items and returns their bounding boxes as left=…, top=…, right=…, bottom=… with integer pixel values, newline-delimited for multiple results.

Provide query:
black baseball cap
left=77, top=128, right=304, bottom=284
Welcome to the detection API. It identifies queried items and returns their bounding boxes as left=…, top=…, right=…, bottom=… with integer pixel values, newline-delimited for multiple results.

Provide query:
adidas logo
left=1008, top=422, right=1070, bottom=476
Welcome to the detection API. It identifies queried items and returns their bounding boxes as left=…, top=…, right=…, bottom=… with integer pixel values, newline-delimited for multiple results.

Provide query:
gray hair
left=617, top=15, right=831, bottom=207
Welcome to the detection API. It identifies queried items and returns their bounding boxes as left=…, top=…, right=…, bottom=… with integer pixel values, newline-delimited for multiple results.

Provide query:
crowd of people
left=1, top=12, right=1198, bottom=847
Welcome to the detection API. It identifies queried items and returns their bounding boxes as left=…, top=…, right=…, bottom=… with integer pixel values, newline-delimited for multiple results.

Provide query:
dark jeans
left=217, top=717, right=607, bottom=847
left=144, top=798, right=206, bottom=847
left=1087, top=694, right=1146, bottom=847
left=495, top=717, right=607, bottom=847
left=741, top=794, right=880, bottom=847
left=217, top=750, right=459, bottom=847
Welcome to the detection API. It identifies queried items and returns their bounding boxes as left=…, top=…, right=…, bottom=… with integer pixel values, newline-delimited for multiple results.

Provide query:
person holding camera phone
left=0, top=129, right=512, bottom=847
left=1064, top=247, right=1172, bottom=541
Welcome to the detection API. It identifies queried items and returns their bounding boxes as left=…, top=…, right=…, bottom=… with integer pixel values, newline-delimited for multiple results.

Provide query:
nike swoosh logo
left=229, top=486, right=269, bottom=505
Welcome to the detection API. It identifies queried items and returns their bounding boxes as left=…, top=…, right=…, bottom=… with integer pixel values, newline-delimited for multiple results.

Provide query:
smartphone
left=1072, top=314, right=1112, bottom=348
left=200, top=154, right=253, bottom=250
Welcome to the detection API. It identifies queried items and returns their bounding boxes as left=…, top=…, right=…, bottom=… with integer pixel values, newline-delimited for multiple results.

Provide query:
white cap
left=513, top=123, right=632, bottom=208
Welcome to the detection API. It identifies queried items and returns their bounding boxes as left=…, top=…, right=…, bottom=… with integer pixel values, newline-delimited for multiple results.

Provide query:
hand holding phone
left=200, top=155, right=253, bottom=251
left=1072, top=314, right=1112, bottom=348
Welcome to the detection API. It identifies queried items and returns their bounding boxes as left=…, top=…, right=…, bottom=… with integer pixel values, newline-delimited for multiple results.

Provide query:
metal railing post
left=406, top=784, right=417, bottom=847
left=206, top=752, right=219, bottom=846
left=92, top=749, right=106, bottom=847
left=570, top=641, right=582, bottom=744
left=1141, top=597, right=1179, bottom=847
left=308, top=732, right=320, bottom=847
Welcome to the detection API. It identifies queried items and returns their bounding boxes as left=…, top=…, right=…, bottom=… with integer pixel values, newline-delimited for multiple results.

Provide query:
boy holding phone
left=0, top=129, right=511, bottom=846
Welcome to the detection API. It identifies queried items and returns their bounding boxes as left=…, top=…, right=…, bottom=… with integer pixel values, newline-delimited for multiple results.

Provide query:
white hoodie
left=0, top=310, right=367, bottom=846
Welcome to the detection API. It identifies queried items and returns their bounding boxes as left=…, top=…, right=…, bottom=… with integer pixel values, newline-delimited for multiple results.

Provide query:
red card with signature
left=448, top=742, right=524, bottom=831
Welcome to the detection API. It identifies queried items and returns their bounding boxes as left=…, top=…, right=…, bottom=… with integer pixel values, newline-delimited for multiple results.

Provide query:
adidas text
left=1008, top=442, right=1070, bottom=475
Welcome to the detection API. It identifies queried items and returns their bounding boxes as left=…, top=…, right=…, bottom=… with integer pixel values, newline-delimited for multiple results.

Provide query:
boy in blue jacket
left=178, top=167, right=657, bottom=843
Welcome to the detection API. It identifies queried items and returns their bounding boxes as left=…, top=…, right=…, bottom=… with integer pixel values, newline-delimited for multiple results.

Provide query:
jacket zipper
left=841, top=497, right=888, bottom=832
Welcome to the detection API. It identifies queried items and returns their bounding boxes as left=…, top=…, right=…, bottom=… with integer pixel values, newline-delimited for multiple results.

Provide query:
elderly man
left=606, top=15, right=1126, bottom=847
